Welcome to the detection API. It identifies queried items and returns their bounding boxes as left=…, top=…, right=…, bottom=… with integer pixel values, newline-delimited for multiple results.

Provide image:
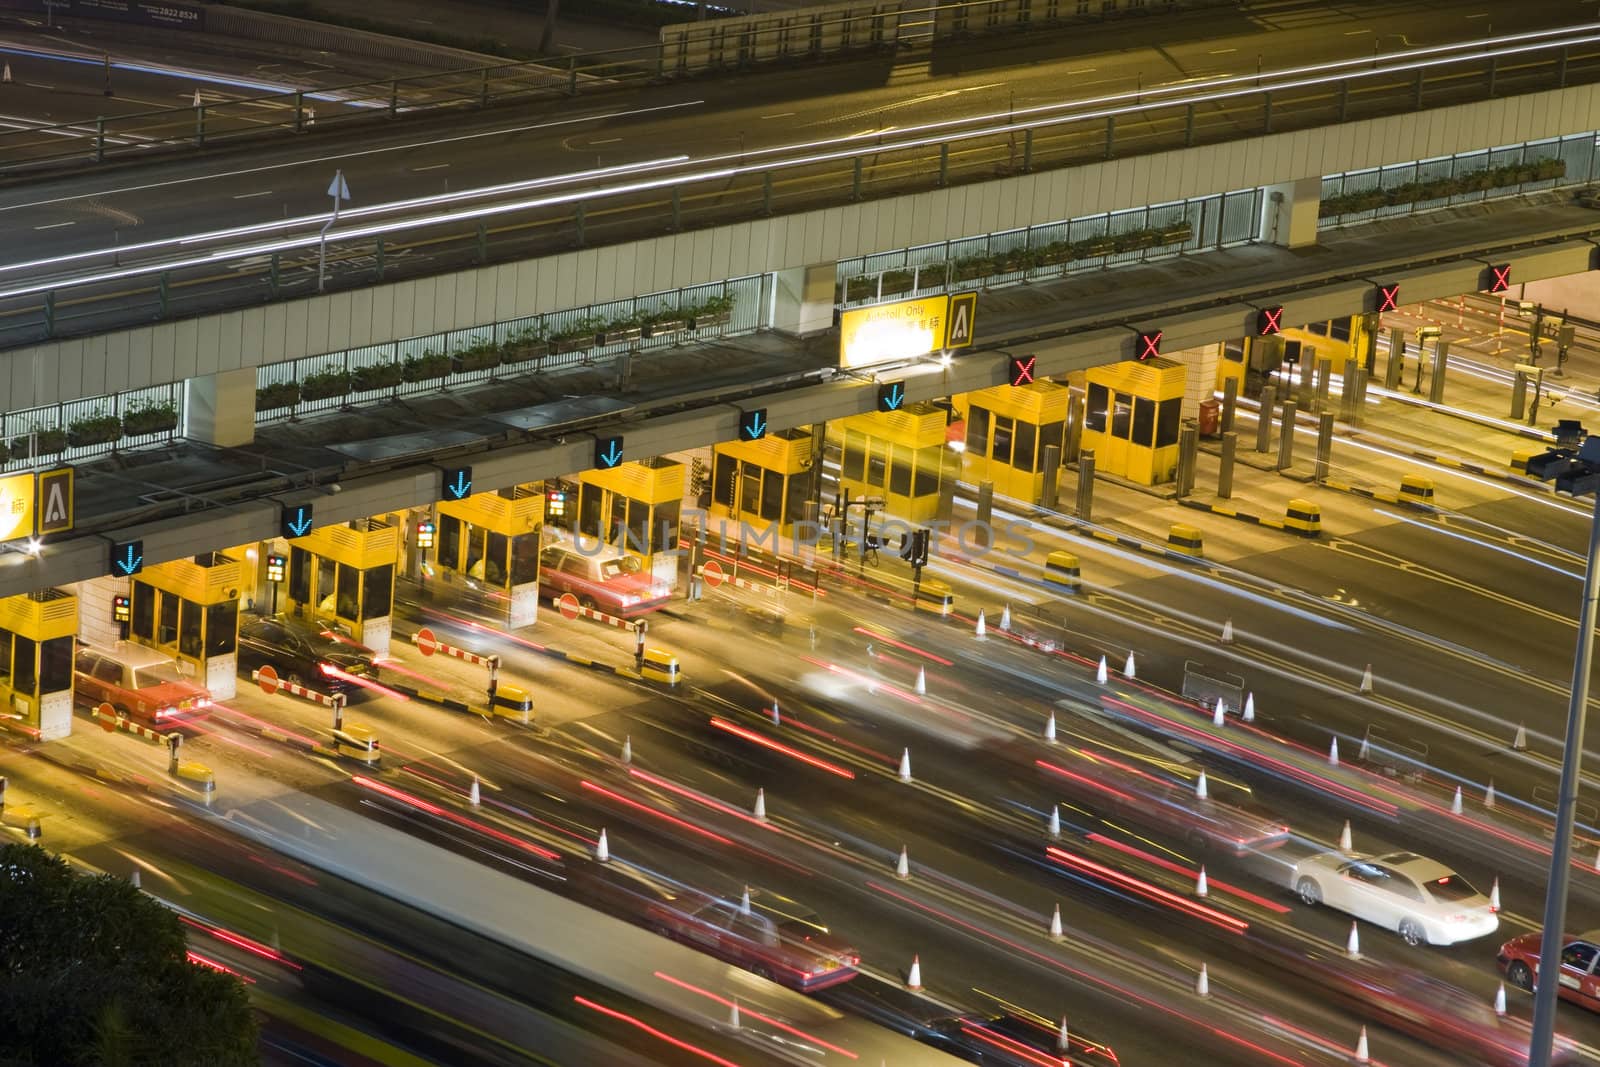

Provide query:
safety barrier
left=1167, top=523, right=1204, bottom=558
left=1178, top=498, right=1322, bottom=538
left=1318, top=477, right=1436, bottom=512
left=402, top=628, right=533, bottom=723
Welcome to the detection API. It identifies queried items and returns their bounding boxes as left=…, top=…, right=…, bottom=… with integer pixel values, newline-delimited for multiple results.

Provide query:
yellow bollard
left=1167, top=524, right=1204, bottom=558
left=1398, top=474, right=1435, bottom=502
left=1284, top=499, right=1322, bottom=536
left=641, top=649, right=681, bottom=687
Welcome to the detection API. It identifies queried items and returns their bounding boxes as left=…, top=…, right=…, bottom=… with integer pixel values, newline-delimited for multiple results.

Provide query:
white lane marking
left=1065, top=67, right=1096, bottom=74
left=0, top=99, right=707, bottom=214
left=411, top=163, right=450, bottom=172
left=589, top=137, right=621, bottom=145
left=231, top=190, right=273, bottom=199
left=1344, top=28, right=1371, bottom=34
left=23, top=82, right=53, bottom=90
left=33, top=221, right=74, bottom=230
left=761, top=111, right=795, bottom=119
left=1209, top=48, right=1237, bottom=54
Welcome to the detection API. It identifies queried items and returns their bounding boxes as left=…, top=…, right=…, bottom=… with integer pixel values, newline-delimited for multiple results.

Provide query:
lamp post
left=1526, top=418, right=1600, bottom=1067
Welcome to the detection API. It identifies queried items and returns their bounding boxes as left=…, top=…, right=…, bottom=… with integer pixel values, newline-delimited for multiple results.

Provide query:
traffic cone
left=1513, top=723, right=1528, bottom=751
left=740, top=886, right=752, bottom=914
left=1485, top=780, right=1496, bottom=808
left=1451, top=786, right=1463, bottom=814
left=595, top=829, right=610, bottom=863
left=729, top=998, right=741, bottom=1028
left=306, top=104, right=316, bottom=127
left=621, top=735, right=632, bottom=765
left=1057, top=1016, right=1070, bottom=1053
left=1123, top=651, right=1136, bottom=679
left=1195, top=866, right=1208, bottom=897
left=1212, top=699, right=1227, bottom=727
left=1195, top=770, right=1208, bottom=800
left=753, top=788, right=767, bottom=821
left=906, top=954, right=923, bottom=991
left=1220, top=618, right=1234, bottom=644
left=1044, top=711, right=1057, bottom=742
left=2, top=63, right=11, bottom=84
left=1593, top=847, right=1600, bottom=873
left=896, top=845, right=910, bottom=880
left=1354, top=1025, right=1369, bottom=1064
left=130, top=869, right=141, bottom=889
left=1359, top=664, right=1373, bottom=693
left=1096, top=656, right=1108, bottom=684
left=192, top=87, right=202, bottom=107
left=1346, top=921, right=1361, bottom=959
left=915, top=666, right=926, bottom=694
left=1338, top=820, right=1353, bottom=853
left=770, top=700, right=780, bottom=725
left=1195, top=963, right=1210, bottom=997
left=1242, top=692, right=1255, bottom=723
left=1328, top=737, right=1340, bottom=766
left=898, top=748, right=912, bottom=784
left=469, top=776, right=481, bottom=806
left=1048, top=804, right=1061, bottom=838
left=1490, top=877, right=1501, bottom=913
left=976, top=611, right=987, bottom=639
left=1000, top=604, right=1012, bottom=631
left=1357, top=732, right=1370, bottom=761
left=1049, top=904, right=1064, bottom=942
left=1494, top=982, right=1507, bottom=1017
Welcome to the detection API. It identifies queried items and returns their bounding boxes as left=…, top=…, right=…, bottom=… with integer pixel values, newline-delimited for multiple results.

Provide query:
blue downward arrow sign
left=115, top=545, right=142, bottom=575
left=744, top=411, right=766, bottom=439
left=600, top=440, right=623, bottom=468
left=884, top=384, right=904, bottom=410
left=287, top=507, right=313, bottom=537
left=448, top=471, right=471, bottom=499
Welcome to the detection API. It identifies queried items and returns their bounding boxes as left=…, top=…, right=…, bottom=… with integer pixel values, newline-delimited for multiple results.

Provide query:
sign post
left=318, top=169, right=352, bottom=293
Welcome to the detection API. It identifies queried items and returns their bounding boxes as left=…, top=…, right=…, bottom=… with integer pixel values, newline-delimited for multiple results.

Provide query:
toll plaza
left=830, top=403, right=956, bottom=523
left=433, top=484, right=545, bottom=628
left=1081, top=358, right=1185, bottom=486
left=577, top=456, right=685, bottom=586
left=128, top=551, right=242, bottom=700
left=958, top=379, right=1072, bottom=502
left=0, top=588, right=76, bottom=740
left=285, top=519, right=399, bottom=657
left=707, top=428, right=816, bottom=540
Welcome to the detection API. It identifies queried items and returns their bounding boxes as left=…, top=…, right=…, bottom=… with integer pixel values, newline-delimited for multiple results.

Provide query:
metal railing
left=2, top=25, right=1599, bottom=353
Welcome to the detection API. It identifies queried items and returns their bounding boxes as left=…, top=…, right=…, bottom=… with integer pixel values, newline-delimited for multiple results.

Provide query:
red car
left=74, top=643, right=212, bottom=726
left=646, top=888, right=859, bottom=991
left=1500, top=930, right=1600, bottom=1015
left=538, top=544, right=672, bottom=618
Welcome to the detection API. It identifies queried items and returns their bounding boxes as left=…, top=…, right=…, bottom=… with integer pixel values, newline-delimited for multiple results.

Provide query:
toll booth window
left=1330, top=317, right=1352, bottom=343
left=439, top=515, right=463, bottom=569
left=39, top=637, right=71, bottom=693
left=1306, top=320, right=1329, bottom=336
left=966, top=405, right=991, bottom=456
left=363, top=564, right=394, bottom=617
left=741, top=461, right=764, bottom=512
left=841, top=430, right=868, bottom=482
left=159, top=591, right=179, bottom=646
left=1110, top=396, right=1132, bottom=440
left=1132, top=397, right=1156, bottom=446
left=889, top=451, right=912, bottom=495
left=131, top=580, right=156, bottom=641
left=289, top=547, right=312, bottom=606
left=485, top=533, right=510, bottom=586
left=180, top=599, right=203, bottom=658
left=992, top=416, right=1014, bottom=465
left=12, top=636, right=34, bottom=694
left=652, top=501, right=681, bottom=555
left=627, top=499, right=650, bottom=554
left=1085, top=385, right=1109, bottom=433
left=1223, top=340, right=1245, bottom=364
left=912, top=448, right=940, bottom=496
left=510, top=538, right=540, bottom=585
left=0, top=630, right=11, bottom=684
left=712, top=454, right=738, bottom=510
left=1039, top=421, right=1065, bottom=458
left=206, top=602, right=238, bottom=657
left=761, top=470, right=784, bottom=522
left=782, top=478, right=807, bottom=530
left=335, top=563, right=361, bottom=618
left=1014, top=421, right=1037, bottom=472
left=608, top=494, right=628, bottom=549
left=1156, top=398, right=1182, bottom=448
left=866, top=445, right=886, bottom=488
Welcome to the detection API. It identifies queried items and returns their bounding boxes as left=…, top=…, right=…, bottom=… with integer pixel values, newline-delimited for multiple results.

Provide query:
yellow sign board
left=946, top=291, right=978, bottom=347
left=0, top=473, right=35, bottom=543
left=37, top=468, right=74, bottom=535
left=839, top=295, right=950, bottom=369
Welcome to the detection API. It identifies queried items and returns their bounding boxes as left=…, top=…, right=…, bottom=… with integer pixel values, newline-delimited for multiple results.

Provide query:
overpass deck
left=3, top=188, right=1594, bottom=598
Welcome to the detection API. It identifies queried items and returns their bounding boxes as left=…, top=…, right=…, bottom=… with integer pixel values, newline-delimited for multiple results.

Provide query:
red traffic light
left=1375, top=283, right=1400, bottom=313
left=1488, top=264, right=1511, bottom=293
left=1256, top=306, right=1283, bottom=336
left=1137, top=330, right=1162, bottom=362
left=1007, top=355, right=1037, bottom=387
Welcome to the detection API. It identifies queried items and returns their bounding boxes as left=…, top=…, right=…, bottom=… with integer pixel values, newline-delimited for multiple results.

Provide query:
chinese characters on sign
left=839, top=295, right=951, bottom=369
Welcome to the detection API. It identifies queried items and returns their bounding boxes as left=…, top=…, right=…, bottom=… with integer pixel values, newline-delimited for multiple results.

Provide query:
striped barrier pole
left=550, top=593, right=643, bottom=633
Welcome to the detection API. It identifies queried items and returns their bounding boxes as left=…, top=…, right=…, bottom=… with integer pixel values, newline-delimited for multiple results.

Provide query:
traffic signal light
left=1256, top=305, right=1284, bottom=336
left=442, top=465, right=473, bottom=501
left=876, top=381, right=906, bottom=413
left=1374, top=283, right=1400, bottom=313
left=1007, top=355, right=1036, bottom=387
left=898, top=527, right=930, bottom=567
left=1136, top=330, right=1162, bottom=362
left=546, top=488, right=567, bottom=519
left=415, top=520, right=436, bottom=550
left=1488, top=264, right=1511, bottom=293
left=111, top=595, right=131, bottom=624
left=264, top=553, right=286, bottom=582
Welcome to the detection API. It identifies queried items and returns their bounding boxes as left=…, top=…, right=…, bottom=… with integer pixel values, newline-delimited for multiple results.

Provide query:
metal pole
left=1221, top=376, right=1238, bottom=432
left=1314, top=412, right=1334, bottom=483
left=1184, top=102, right=1196, bottom=146
left=1218, top=432, right=1237, bottom=499
left=1529, top=490, right=1600, bottom=1066
left=103, top=53, right=112, bottom=96
left=1276, top=400, right=1297, bottom=470
left=1176, top=420, right=1199, bottom=498
left=1075, top=451, right=1095, bottom=521
left=1429, top=340, right=1449, bottom=404
left=1039, top=444, right=1061, bottom=510
left=1022, top=128, right=1033, bottom=172
left=937, top=143, right=949, bottom=187
left=1104, top=115, right=1115, bottom=159
left=1256, top=385, right=1277, bottom=453
left=852, top=156, right=863, bottom=201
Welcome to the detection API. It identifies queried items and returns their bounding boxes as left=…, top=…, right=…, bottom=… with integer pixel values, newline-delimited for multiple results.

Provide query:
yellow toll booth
left=1082, top=359, right=1185, bottom=486
left=0, top=588, right=76, bottom=741
left=578, top=456, right=685, bottom=587
left=832, top=403, right=955, bottom=524
left=436, top=485, right=545, bottom=627
left=286, top=519, right=399, bottom=656
left=1216, top=314, right=1378, bottom=396
left=959, top=380, right=1071, bottom=503
left=130, top=552, right=243, bottom=699
left=709, top=428, right=815, bottom=545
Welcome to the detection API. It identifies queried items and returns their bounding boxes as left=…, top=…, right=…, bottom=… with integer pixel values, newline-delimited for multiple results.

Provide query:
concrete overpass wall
left=5, top=82, right=1600, bottom=409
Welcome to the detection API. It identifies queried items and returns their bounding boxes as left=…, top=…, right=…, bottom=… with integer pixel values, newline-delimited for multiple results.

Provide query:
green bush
left=1322, top=158, right=1569, bottom=217
left=352, top=362, right=405, bottom=391
left=67, top=410, right=122, bottom=448
left=121, top=401, right=179, bottom=437
left=402, top=350, right=452, bottom=382
left=10, top=428, right=67, bottom=457
left=256, top=381, right=301, bottom=411
left=301, top=368, right=353, bottom=401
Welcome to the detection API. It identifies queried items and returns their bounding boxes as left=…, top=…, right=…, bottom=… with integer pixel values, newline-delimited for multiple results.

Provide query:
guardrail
left=1, top=24, right=1598, bottom=351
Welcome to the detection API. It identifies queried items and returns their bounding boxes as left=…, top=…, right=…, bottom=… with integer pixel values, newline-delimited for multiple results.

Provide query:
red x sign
left=1007, top=355, right=1036, bottom=387
left=1488, top=264, right=1511, bottom=293
left=1137, top=330, right=1162, bottom=362
left=1375, top=283, right=1400, bottom=313
left=1256, top=305, right=1284, bottom=336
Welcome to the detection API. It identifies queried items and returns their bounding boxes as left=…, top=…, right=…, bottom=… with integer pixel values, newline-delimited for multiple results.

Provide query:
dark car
left=237, top=614, right=377, bottom=694
left=644, top=888, right=859, bottom=991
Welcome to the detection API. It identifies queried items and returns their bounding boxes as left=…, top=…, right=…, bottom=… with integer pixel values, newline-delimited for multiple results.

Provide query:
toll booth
left=435, top=484, right=544, bottom=627
left=831, top=403, right=955, bottom=523
left=578, top=456, right=685, bottom=586
left=1082, top=359, right=1186, bottom=486
left=0, top=588, right=76, bottom=741
left=959, top=380, right=1071, bottom=503
left=285, top=519, right=399, bottom=656
left=129, top=552, right=243, bottom=699
left=709, top=428, right=816, bottom=543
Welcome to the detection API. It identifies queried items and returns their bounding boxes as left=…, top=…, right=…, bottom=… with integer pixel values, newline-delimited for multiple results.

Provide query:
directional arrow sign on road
left=443, top=465, right=473, bottom=501
left=876, top=381, right=906, bottom=413
left=740, top=408, right=768, bottom=442
left=595, top=435, right=624, bottom=470
left=110, top=539, right=143, bottom=576
left=280, top=503, right=314, bottom=539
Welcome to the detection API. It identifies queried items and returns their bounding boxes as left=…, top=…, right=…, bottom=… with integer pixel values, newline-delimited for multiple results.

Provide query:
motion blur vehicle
left=644, top=887, right=860, bottom=990
left=538, top=543, right=672, bottom=618
left=236, top=613, right=377, bottom=694
left=73, top=642, right=212, bottom=726
left=1292, top=850, right=1498, bottom=946
left=1499, top=929, right=1600, bottom=1012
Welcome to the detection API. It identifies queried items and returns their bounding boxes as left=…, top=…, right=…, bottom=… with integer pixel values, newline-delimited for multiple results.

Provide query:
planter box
left=1157, top=224, right=1193, bottom=245
left=689, top=311, right=731, bottom=330
left=10, top=431, right=67, bottom=458
left=302, top=372, right=353, bottom=401
left=879, top=271, right=914, bottom=295
left=452, top=351, right=502, bottom=373
left=844, top=277, right=876, bottom=302
left=644, top=320, right=686, bottom=339
left=67, top=420, right=123, bottom=448
left=256, top=383, right=301, bottom=411
left=352, top=364, right=404, bottom=391
left=502, top=341, right=549, bottom=364
left=122, top=409, right=179, bottom=436
left=598, top=325, right=642, bottom=346
left=1085, top=240, right=1116, bottom=257
left=401, top=357, right=451, bottom=383
left=552, top=335, right=597, bottom=354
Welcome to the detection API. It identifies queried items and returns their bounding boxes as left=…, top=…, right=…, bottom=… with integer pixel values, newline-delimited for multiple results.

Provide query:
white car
left=1292, top=850, right=1498, bottom=947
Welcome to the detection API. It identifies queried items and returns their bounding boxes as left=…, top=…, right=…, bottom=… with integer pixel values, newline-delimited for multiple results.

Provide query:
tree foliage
left=0, top=844, right=259, bottom=1066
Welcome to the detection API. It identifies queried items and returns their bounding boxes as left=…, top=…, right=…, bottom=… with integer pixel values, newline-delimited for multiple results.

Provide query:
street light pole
left=1527, top=427, right=1600, bottom=1067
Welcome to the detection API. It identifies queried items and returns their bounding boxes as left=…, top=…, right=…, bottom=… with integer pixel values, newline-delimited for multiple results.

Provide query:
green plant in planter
left=121, top=400, right=179, bottom=437
left=0, top=438, right=8, bottom=464
left=67, top=409, right=123, bottom=448
left=952, top=256, right=995, bottom=281
left=501, top=325, right=548, bottom=362
left=1157, top=221, right=1193, bottom=244
left=352, top=361, right=404, bottom=391
left=256, top=381, right=301, bottom=411
left=996, top=247, right=1036, bottom=273
left=643, top=307, right=688, bottom=337
left=301, top=368, right=353, bottom=400
left=10, top=428, right=67, bottom=458
left=690, top=295, right=735, bottom=328
left=1533, top=158, right=1567, bottom=181
left=879, top=269, right=915, bottom=293
left=844, top=276, right=877, bottom=302
left=402, top=349, right=452, bottom=383
left=452, top=335, right=503, bottom=372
